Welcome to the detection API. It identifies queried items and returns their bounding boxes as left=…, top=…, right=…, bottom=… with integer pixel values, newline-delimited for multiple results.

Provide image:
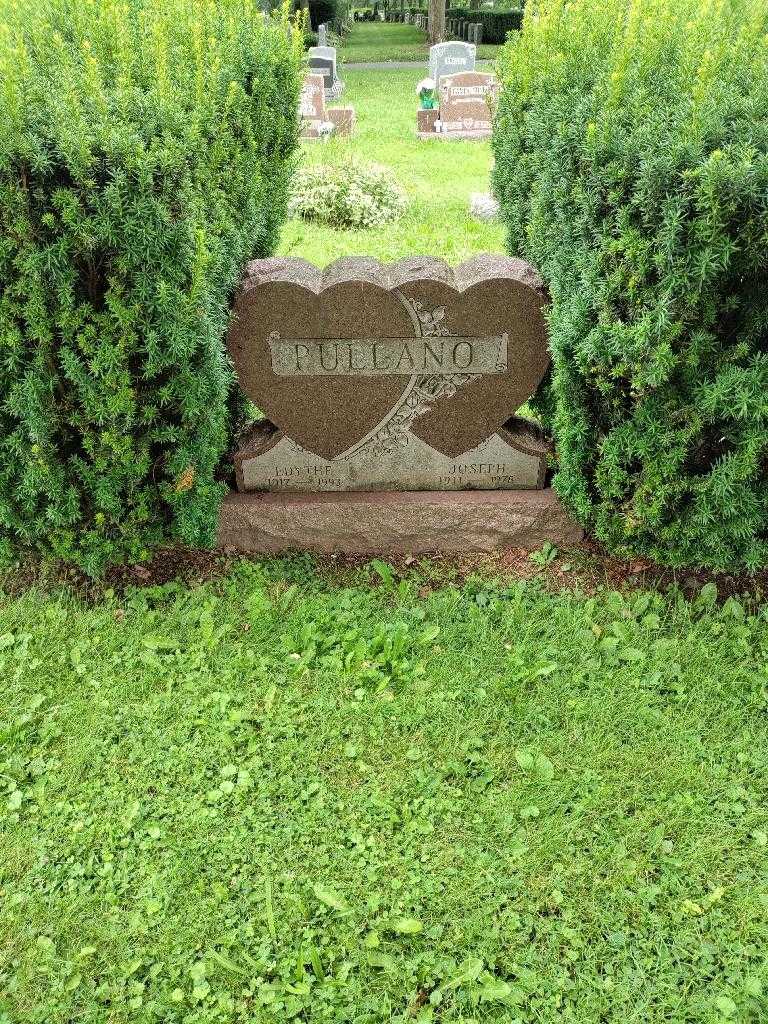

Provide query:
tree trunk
left=428, top=0, right=445, bottom=44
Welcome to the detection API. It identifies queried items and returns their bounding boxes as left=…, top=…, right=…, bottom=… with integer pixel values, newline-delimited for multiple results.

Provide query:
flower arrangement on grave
left=415, top=77, right=437, bottom=110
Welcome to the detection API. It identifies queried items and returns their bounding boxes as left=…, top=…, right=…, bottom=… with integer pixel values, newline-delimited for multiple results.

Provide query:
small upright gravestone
left=429, top=41, right=476, bottom=88
left=300, top=72, right=355, bottom=140
left=317, top=22, right=328, bottom=46
left=437, top=71, right=499, bottom=139
left=308, top=46, right=345, bottom=100
left=299, top=74, right=332, bottom=139
left=227, top=255, right=552, bottom=493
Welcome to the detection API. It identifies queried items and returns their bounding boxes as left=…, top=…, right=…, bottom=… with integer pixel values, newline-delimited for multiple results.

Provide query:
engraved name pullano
left=269, top=332, right=508, bottom=377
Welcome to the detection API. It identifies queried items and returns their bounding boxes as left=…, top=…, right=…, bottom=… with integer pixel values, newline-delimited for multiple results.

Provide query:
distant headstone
left=438, top=71, right=499, bottom=139
left=227, top=255, right=552, bottom=492
left=308, top=55, right=334, bottom=90
left=309, top=45, right=337, bottom=74
left=308, top=46, right=345, bottom=99
left=318, top=22, right=328, bottom=46
left=428, top=41, right=476, bottom=87
left=299, top=74, right=333, bottom=139
left=327, top=106, right=356, bottom=137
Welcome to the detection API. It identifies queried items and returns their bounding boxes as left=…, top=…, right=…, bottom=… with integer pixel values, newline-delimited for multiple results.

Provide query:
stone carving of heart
left=227, top=255, right=550, bottom=461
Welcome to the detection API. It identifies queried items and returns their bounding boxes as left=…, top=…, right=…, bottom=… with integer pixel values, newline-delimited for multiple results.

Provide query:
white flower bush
left=288, top=160, right=407, bottom=229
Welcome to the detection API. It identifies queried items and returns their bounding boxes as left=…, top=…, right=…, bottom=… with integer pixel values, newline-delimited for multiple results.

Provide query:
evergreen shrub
left=493, top=0, right=768, bottom=570
left=288, top=160, right=406, bottom=228
left=308, top=0, right=338, bottom=31
left=446, top=9, right=523, bottom=44
left=0, top=0, right=302, bottom=573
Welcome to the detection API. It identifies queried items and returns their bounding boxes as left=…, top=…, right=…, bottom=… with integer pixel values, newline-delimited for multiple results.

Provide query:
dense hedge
left=308, top=0, right=337, bottom=30
left=0, top=0, right=302, bottom=574
left=494, top=0, right=768, bottom=570
left=446, top=8, right=523, bottom=44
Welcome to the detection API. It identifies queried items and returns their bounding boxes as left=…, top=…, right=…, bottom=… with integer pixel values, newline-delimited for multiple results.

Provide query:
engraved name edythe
left=268, top=333, right=508, bottom=377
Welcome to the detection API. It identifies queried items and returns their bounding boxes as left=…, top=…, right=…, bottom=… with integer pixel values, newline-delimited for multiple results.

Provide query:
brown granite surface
left=438, top=71, right=499, bottom=137
left=226, top=255, right=550, bottom=462
left=417, top=108, right=439, bottom=134
left=327, top=106, right=355, bottom=136
left=217, top=487, right=583, bottom=554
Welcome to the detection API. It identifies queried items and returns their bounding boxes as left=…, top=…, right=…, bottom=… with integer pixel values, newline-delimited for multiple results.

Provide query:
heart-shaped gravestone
left=227, top=255, right=549, bottom=462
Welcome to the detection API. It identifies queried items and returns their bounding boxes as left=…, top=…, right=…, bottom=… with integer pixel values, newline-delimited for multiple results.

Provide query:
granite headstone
left=308, top=45, right=344, bottom=99
left=299, top=74, right=330, bottom=139
left=308, top=55, right=335, bottom=90
left=327, top=106, right=356, bottom=136
left=438, top=71, right=499, bottom=138
left=227, top=256, right=552, bottom=492
left=429, top=41, right=476, bottom=86
left=308, top=45, right=337, bottom=75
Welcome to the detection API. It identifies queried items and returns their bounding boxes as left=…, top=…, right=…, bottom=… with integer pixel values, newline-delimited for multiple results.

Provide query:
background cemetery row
left=301, top=37, right=496, bottom=140
left=340, top=1, right=525, bottom=45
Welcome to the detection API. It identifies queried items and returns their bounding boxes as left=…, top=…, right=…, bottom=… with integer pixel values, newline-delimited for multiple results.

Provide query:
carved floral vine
left=352, top=298, right=480, bottom=457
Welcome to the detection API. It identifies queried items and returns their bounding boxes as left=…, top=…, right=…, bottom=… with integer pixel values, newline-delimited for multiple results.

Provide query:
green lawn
left=2, top=562, right=768, bottom=1022
left=338, top=22, right=502, bottom=64
left=279, top=70, right=505, bottom=265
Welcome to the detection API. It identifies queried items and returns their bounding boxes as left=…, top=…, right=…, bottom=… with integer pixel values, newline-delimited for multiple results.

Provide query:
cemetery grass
left=3, top=558, right=768, bottom=1023
left=280, top=69, right=506, bottom=266
left=338, top=23, right=501, bottom=64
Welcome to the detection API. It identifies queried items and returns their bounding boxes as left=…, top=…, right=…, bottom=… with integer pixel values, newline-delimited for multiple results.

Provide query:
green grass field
left=338, top=23, right=502, bottom=64
left=2, top=561, right=768, bottom=1022
left=279, top=70, right=505, bottom=266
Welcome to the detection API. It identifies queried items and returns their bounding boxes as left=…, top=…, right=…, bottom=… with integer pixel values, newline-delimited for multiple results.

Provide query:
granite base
left=416, top=130, right=492, bottom=141
left=217, top=487, right=583, bottom=555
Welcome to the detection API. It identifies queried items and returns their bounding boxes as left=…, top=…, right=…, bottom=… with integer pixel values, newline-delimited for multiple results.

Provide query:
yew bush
left=0, top=0, right=302, bottom=573
left=493, top=0, right=768, bottom=569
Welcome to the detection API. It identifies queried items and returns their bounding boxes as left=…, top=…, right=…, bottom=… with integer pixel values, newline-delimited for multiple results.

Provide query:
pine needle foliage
left=0, top=0, right=303, bottom=574
left=493, top=0, right=768, bottom=570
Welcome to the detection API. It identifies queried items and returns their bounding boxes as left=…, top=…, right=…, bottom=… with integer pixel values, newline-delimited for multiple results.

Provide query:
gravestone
left=227, top=255, right=552, bottom=493
left=308, top=55, right=334, bottom=89
left=308, top=46, right=337, bottom=76
left=317, top=22, right=328, bottom=45
left=438, top=71, right=499, bottom=139
left=299, top=74, right=333, bottom=139
left=308, top=46, right=345, bottom=99
left=428, top=41, right=476, bottom=88
left=328, top=106, right=356, bottom=136
left=417, top=107, right=439, bottom=135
